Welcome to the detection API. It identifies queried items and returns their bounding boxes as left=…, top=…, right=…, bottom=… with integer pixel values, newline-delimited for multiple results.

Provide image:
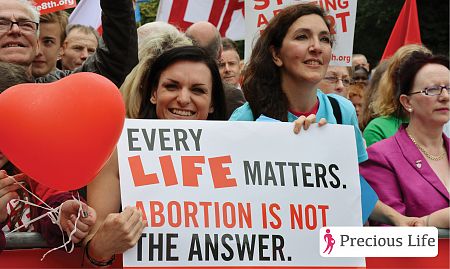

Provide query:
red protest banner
left=1, top=239, right=448, bottom=268
left=33, top=0, right=77, bottom=15
left=381, top=0, right=422, bottom=60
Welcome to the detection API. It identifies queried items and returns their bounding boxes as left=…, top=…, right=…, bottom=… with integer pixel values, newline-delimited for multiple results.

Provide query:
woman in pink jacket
left=360, top=51, right=449, bottom=224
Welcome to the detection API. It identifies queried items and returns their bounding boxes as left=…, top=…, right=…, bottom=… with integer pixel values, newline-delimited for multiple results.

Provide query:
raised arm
left=78, top=0, right=138, bottom=87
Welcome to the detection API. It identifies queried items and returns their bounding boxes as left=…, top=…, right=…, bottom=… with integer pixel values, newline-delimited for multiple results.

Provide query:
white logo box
left=320, top=227, right=438, bottom=257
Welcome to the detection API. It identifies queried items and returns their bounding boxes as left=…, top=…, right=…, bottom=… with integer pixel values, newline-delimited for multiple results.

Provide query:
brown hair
left=347, top=82, right=366, bottom=129
left=138, top=46, right=226, bottom=120
left=347, top=82, right=365, bottom=99
left=39, top=11, right=69, bottom=46
left=66, top=24, right=100, bottom=44
left=360, top=60, right=388, bottom=130
left=395, top=52, right=449, bottom=121
left=222, top=37, right=238, bottom=53
left=0, top=62, right=32, bottom=93
left=242, top=3, right=333, bottom=121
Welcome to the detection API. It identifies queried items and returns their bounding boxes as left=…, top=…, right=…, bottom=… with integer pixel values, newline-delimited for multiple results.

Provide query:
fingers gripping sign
left=293, top=114, right=328, bottom=134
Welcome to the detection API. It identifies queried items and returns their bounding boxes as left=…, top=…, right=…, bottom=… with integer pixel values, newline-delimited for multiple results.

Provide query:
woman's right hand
left=87, top=206, right=147, bottom=261
left=0, top=170, right=20, bottom=223
left=293, top=114, right=327, bottom=134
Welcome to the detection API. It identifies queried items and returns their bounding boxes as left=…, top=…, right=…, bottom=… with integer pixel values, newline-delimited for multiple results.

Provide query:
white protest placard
left=244, top=0, right=358, bottom=66
left=118, top=119, right=364, bottom=268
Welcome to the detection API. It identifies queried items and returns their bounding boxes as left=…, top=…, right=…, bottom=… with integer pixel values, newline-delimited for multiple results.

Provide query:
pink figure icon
left=323, top=228, right=335, bottom=254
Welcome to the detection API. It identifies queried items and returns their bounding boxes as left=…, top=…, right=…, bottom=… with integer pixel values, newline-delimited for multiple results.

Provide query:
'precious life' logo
left=323, top=228, right=336, bottom=254
left=320, top=227, right=438, bottom=257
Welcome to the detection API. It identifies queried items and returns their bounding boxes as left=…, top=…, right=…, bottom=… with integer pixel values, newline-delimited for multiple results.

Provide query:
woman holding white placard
left=84, top=45, right=227, bottom=266
left=229, top=3, right=419, bottom=227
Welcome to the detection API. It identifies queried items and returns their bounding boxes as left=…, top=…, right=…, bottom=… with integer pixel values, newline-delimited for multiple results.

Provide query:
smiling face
left=150, top=60, right=214, bottom=120
left=0, top=0, right=39, bottom=66
left=32, top=22, right=62, bottom=77
left=402, top=64, right=450, bottom=127
left=271, top=14, right=332, bottom=88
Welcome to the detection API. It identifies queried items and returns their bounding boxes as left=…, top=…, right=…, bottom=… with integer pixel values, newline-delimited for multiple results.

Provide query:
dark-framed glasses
left=323, top=76, right=352, bottom=87
left=408, top=85, right=450, bottom=96
left=0, top=19, right=39, bottom=33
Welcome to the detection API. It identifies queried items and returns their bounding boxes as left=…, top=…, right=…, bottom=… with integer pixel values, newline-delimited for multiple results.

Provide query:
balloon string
left=5, top=175, right=55, bottom=234
left=9, top=174, right=53, bottom=211
left=5, top=202, right=58, bottom=234
left=5, top=175, right=83, bottom=260
left=40, top=194, right=82, bottom=261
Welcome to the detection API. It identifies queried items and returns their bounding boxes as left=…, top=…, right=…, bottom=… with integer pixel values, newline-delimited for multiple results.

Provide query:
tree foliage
left=139, top=0, right=160, bottom=25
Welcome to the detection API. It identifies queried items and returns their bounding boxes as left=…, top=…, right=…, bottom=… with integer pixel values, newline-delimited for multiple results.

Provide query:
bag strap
left=327, top=96, right=342, bottom=124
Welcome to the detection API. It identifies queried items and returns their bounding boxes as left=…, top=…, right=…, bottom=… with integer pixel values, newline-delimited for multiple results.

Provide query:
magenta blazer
left=360, top=126, right=449, bottom=218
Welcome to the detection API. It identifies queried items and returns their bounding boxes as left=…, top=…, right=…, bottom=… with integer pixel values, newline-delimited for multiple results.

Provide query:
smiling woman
left=84, top=45, right=226, bottom=266
left=230, top=3, right=421, bottom=228
left=139, top=46, right=226, bottom=121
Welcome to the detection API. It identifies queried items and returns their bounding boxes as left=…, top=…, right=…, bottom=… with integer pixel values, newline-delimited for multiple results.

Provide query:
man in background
left=0, top=0, right=137, bottom=88
left=186, top=21, right=222, bottom=61
left=186, top=21, right=245, bottom=118
left=59, top=24, right=99, bottom=70
left=219, top=37, right=242, bottom=89
left=352, top=53, right=370, bottom=72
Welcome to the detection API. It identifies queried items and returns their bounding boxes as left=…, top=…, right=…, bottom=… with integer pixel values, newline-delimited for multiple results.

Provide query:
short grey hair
left=66, top=24, right=100, bottom=44
left=13, top=0, right=40, bottom=36
left=18, top=0, right=40, bottom=22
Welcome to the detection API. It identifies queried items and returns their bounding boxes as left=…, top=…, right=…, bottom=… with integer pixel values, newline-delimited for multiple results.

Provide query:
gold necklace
left=407, top=132, right=446, bottom=161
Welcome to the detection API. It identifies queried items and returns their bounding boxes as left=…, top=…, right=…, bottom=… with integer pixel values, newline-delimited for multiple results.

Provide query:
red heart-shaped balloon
left=0, top=72, right=125, bottom=191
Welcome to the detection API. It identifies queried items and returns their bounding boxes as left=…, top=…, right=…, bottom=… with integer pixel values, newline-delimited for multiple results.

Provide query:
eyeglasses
left=408, top=85, right=450, bottom=96
left=323, top=77, right=351, bottom=87
left=0, top=19, right=39, bottom=33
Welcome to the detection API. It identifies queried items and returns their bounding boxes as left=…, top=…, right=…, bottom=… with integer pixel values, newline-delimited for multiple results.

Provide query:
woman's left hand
left=59, top=200, right=97, bottom=244
left=293, top=114, right=327, bottom=134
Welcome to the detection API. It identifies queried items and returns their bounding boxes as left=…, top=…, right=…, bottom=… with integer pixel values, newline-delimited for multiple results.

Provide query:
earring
left=408, top=108, right=413, bottom=112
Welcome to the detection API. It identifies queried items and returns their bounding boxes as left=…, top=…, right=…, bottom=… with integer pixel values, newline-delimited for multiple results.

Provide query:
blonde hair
left=40, top=11, right=69, bottom=45
left=372, top=44, right=431, bottom=117
left=120, top=30, right=192, bottom=118
left=137, top=22, right=179, bottom=53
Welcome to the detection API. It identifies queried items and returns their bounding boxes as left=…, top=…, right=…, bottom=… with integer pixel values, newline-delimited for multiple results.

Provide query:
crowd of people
left=0, top=0, right=448, bottom=266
